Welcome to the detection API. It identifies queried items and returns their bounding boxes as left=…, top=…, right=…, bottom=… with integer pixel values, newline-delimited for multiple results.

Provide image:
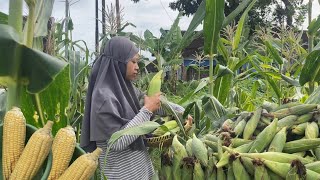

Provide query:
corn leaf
left=21, top=66, right=70, bottom=135
left=213, top=74, right=233, bottom=105
left=308, top=15, right=320, bottom=35
left=204, top=0, right=224, bottom=55
left=178, top=78, right=208, bottom=105
left=281, top=74, right=300, bottom=87
left=265, top=40, right=283, bottom=65
left=202, top=95, right=227, bottom=128
left=0, top=12, right=8, bottom=24
left=34, top=0, right=55, bottom=37
left=232, top=0, right=256, bottom=51
left=222, top=0, right=254, bottom=28
left=306, top=86, right=320, bottom=104
left=299, top=50, right=320, bottom=86
left=0, top=25, right=67, bottom=93
left=0, top=89, right=5, bottom=122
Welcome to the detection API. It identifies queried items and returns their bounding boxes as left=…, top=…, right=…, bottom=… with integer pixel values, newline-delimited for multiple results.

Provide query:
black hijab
left=80, top=36, right=144, bottom=152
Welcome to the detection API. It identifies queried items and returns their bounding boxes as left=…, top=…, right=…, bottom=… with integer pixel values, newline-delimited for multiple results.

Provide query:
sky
left=1, top=0, right=320, bottom=53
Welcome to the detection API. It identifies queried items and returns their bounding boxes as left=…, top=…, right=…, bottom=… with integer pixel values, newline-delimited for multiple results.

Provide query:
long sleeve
left=109, top=106, right=153, bottom=151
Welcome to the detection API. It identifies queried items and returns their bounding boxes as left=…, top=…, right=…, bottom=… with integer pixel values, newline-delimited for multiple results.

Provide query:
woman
left=80, top=36, right=190, bottom=180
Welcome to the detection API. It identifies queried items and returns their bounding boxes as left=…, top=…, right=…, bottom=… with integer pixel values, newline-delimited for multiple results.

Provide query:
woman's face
left=126, top=54, right=140, bottom=81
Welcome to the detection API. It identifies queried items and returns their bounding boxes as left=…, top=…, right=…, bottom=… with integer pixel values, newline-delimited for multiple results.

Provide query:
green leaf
left=233, top=56, right=250, bottom=71
left=265, top=40, right=283, bottom=65
left=108, top=121, right=160, bottom=145
left=222, top=0, right=253, bottom=28
left=213, top=74, right=233, bottom=105
left=299, top=50, right=320, bottom=86
left=0, top=25, right=67, bottom=93
left=0, top=12, right=8, bottom=24
left=34, top=0, right=55, bottom=37
left=0, top=89, right=6, bottom=122
left=308, top=15, right=320, bottom=35
left=194, top=99, right=202, bottom=130
left=144, top=30, right=156, bottom=50
left=161, top=97, right=187, bottom=138
left=202, top=95, right=227, bottom=128
left=21, top=66, right=70, bottom=134
left=178, top=78, right=208, bottom=105
left=232, top=0, right=256, bottom=51
left=305, top=86, right=320, bottom=104
left=281, top=74, right=300, bottom=87
left=161, top=12, right=182, bottom=51
left=179, top=0, right=205, bottom=50
left=204, top=0, right=225, bottom=55
left=215, top=65, right=234, bottom=78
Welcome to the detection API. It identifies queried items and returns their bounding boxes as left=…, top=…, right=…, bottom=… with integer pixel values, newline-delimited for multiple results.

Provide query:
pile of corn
left=156, top=102, right=320, bottom=180
left=2, top=107, right=102, bottom=180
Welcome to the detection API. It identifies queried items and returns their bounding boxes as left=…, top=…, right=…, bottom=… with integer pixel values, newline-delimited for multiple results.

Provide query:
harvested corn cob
left=48, top=126, right=76, bottom=180
left=10, top=121, right=53, bottom=180
left=2, top=107, right=26, bottom=180
left=147, top=70, right=163, bottom=96
left=58, top=147, right=102, bottom=180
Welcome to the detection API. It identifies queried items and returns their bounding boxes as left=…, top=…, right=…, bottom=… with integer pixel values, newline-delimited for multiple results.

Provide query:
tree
left=131, top=0, right=307, bottom=28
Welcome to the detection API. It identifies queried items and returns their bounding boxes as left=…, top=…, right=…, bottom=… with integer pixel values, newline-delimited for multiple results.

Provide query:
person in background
left=80, top=36, right=192, bottom=180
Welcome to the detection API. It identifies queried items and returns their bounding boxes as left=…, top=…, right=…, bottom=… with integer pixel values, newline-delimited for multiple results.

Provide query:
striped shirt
left=97, top=102, right=184, bottom=180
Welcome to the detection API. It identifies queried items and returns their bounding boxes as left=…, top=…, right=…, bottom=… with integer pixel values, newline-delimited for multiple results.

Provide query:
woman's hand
left=144, top=92, right=161, bottom=112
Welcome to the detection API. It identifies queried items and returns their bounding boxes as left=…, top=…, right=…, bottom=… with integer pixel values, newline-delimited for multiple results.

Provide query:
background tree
left=132, top=0, right=307, bottom=29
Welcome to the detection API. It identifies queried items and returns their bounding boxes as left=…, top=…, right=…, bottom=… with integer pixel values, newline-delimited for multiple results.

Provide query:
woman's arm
left=109, top=107, right=153, bottom=151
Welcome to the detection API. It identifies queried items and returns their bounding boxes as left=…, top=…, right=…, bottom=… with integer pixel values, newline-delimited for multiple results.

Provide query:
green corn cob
left=267, top=168, right=283, bottom=180
left=305, top=161, right=320, bottom=173
left=277, top=115, right=298, bottom=129
left=204, top=134, right=219, bottom=142
left=192, top=134, right=208, bottom=167
left=249, top=118, right=278, bottom=153
left=205, top=155, right=216, bottom=180
left=291, top=123, right=307, bottom=135
left=147, top=70, right=163, bottom=96
left=230, top=138, right=252, bottom=148
left=305, top=122, right=319, bottom=139
left=233, top=119, right=246, bottom=136
left=152, top=120, right=178, bottom=136
left=217, top=167, right=226, bottom=180
left=240, top=152, right=312, bottom=164
left=295, top=113, right=314, bottom=124
left=232, top=157, right=251, bottom=180
left=204, top=140, right=217, bottom=152
left=240, top=157, right=254, bottom=176
left=227, top=163, right=235, bottom=180
left=271, top=101, right=302, bottom=112
left=181, top=159, right=193, bottom=180
left=172, top=135, right=187, bottom=180
left=268, top=127, right=287, bottom=152
left=283, top=138, right=320, bottom=153
left=253, top=161, right=270, bottom=180
left=185, top=138, right=193, bottom=157
left=271, top=104, right=317, bottom=119
left=193, top=161, right=205, bottom=180
left=243, top=108, right=262, bottom=140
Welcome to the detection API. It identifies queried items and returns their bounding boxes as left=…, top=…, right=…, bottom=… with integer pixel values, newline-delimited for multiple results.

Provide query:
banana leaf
left=0, top=24, right=67, bottom=93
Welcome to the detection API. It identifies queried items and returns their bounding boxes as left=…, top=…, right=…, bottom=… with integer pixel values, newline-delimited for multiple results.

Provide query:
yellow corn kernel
left=2, top=107, right=26, bottom=180
left=48, top=126, right=76, bottom=180
left=147, top=70, right=163, bottom=96
left=58, top=147, right=102, bottom=180
left=10, top=121, right=53, bottom=180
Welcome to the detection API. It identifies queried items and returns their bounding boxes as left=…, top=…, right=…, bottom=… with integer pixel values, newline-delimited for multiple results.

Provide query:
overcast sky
left=1, top=0, right=320, bottom=53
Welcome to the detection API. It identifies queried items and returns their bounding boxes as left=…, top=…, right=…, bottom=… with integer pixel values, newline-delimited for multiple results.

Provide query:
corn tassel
left=58, top=147, right=102, bottom=180
left=147, top=70, right=163, bottom=96
left=2, top=107, right=26, bottom=180
left=10, top=121, right=53, bottom=180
